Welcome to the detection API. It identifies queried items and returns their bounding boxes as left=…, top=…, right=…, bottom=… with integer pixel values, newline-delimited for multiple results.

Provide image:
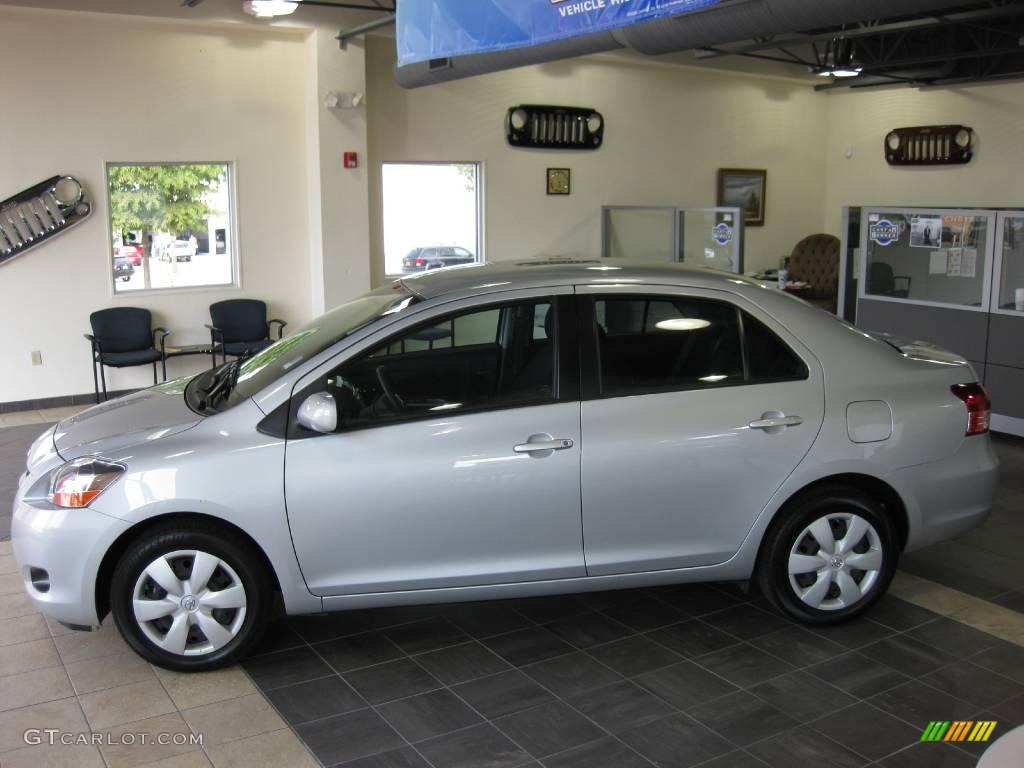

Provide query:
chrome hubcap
left=132, top=550, right=247, bottom=656
left=787, top=513, right=883, bottom=611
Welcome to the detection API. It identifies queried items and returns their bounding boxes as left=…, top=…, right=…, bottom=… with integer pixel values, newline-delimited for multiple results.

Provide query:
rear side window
left=593, top=296, right=807, bottom=396
left=744, top=313, right=808, bottom=383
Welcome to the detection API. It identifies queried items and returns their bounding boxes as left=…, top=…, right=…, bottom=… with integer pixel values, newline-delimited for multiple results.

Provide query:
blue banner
left=396, top=0, right=722, bottom=67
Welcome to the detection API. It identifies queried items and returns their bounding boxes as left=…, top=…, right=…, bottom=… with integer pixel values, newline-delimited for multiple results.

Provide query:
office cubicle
left=856, top=207, right=1024, bottom=436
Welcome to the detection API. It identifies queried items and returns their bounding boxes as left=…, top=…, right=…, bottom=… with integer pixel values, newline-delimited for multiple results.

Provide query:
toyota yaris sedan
left=13, top=259, right=998, bottom=670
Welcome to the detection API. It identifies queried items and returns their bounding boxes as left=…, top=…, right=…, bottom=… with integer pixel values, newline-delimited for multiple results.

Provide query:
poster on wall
left=910, top=215, right=943, bottom=248
left=396, top=0, right=722, bottom=66
left=961, top=247, right=978, bottom=278
left=946, top=248, right=963, bottom=277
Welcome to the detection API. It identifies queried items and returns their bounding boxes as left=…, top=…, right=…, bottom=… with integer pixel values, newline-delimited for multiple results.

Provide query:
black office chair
left=207, top=299, right=286, bottom=365
left=86, top=308, right=169, bottom=403
left=869, top=262, right=912, bottom=298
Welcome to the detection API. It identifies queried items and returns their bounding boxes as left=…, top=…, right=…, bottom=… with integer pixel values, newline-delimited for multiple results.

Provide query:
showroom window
left=316, top=299, right=554, bottom=431
left=107, top=162, right=236, bottom=293
left=382, top=162, right=482, bottom=276
left=592, top=296, right=806, bottom=396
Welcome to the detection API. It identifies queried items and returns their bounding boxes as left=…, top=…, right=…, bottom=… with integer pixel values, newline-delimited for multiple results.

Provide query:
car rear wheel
left=757, top=485, right=896, bottom=624
left=110, top=521, right=271, bottom=670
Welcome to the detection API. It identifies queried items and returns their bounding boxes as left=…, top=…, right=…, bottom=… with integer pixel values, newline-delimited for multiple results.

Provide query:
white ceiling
left=0, top=0, right=385, bottom=32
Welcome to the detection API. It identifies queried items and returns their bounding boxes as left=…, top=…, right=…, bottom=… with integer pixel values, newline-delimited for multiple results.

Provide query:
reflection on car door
left=284, top=292, right=585, bottom=596
left=577, top=288, right=825, bottom=575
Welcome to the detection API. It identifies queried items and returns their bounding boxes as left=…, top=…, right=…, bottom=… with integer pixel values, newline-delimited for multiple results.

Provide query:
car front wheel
left=757, top=485, right=896, bottom=624
left=110, top=521, right=271, bottom=670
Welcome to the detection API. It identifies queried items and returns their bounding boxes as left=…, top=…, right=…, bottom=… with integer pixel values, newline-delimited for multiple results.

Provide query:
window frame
left=104, top=160, right=241, bottom=297
left=380, top=161, right=484, bottom=278
left=576, top=289, right=810, bottom=401
left=286, top=291, right=577, bottom=438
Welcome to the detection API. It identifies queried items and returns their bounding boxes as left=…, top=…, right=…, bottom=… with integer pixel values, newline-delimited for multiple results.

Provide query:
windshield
left=185, top=282, right=417, bottom=413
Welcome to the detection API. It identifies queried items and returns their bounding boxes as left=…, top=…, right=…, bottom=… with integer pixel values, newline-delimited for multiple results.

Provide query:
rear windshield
left=187, top=283, right=417, bottom=412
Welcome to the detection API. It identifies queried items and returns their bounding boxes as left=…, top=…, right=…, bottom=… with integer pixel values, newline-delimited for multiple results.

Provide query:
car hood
left=52, top=378, right=202, bottom=461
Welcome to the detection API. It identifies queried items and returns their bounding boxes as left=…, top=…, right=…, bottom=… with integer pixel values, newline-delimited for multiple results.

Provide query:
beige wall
left=0, top=8, right=312, bottom=402
left=6, top=5, right=1024, bottom=406
left=822, top=82, right=1024, bottom=233
left=366, top=38, right=830, bottom=283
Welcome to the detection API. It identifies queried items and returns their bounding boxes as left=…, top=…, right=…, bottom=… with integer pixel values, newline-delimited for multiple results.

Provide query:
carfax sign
left=396, top=0, right=722, bottom=66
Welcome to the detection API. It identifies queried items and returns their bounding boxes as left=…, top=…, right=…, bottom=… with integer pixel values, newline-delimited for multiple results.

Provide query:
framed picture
left=717, top=168, right=766, bottom=226
left=547, top=168, right=571, bottom=196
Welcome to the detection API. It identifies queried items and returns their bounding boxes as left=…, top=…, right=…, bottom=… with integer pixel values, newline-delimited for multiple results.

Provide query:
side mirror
left=297, top=392, right=337, bottom=434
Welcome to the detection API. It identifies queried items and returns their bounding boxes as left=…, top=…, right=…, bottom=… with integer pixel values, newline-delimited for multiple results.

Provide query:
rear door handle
left=749, top=415, right=803, bottom=430
left=513, top=438, right=574, bottom=453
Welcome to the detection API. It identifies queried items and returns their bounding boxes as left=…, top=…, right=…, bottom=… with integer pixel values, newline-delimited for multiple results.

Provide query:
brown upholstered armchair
left=788, top=234, right=840, bottom=312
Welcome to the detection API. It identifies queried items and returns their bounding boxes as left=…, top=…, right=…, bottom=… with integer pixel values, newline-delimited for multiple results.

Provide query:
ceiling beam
left=694, top=4, right=1024, bottom=58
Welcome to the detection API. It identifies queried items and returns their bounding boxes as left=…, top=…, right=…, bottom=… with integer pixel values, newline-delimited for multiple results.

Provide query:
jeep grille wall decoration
left=506, top=105, right=604, bottom=150
left=0, top=176, right=91, bottom=266
left=884, top=126, right=974, bottom=166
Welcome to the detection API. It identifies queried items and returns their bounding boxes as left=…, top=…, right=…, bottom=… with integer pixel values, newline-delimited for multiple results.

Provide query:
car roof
left=397, top=257, right=759, bottom=301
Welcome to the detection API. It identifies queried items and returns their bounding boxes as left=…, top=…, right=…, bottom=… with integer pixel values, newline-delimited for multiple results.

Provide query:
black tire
left=756, top=485, right=897, bottom=625
left=110, top=519, right=271, bottom=671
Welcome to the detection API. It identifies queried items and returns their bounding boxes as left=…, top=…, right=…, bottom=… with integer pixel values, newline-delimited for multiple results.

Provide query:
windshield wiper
left=196, top=360, right=241, bottom=411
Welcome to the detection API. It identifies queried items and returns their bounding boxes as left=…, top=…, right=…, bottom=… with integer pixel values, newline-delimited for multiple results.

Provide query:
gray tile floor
left=2, top=420, right=1023, bottom=767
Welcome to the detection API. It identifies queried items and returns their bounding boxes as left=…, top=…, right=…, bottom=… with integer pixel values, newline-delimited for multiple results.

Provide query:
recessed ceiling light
left=243, top=0, right=299, bottom=18
left=655, top=318, right=711, bottom=332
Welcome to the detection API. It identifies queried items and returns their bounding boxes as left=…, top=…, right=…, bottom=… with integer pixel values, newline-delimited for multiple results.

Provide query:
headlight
left=50, top=457, right=125, bottom=508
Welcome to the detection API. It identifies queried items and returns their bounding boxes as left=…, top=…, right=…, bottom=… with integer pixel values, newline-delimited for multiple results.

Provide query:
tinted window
left=592, top=296, right=806, bottom=396
left=595, top=298, right=743, bottom=394
left=316, top=299, right=555, bottom=430
left=744, top=313, right=808, bottom=382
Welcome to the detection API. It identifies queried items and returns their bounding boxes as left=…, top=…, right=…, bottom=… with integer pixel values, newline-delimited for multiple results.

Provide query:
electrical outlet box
left=30, top=350, right=42, bottom=366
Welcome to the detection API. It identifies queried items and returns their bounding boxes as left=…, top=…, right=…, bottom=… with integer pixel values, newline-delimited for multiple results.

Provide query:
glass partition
left=603, top=207, right=677, bottom=262
left=860, top=208, right=994, bottom=310
left=602, top=205, right=743, bottom=273
left=995, top=213, right=1024, bottom=314
left=679, top=208, right=742, bottom=273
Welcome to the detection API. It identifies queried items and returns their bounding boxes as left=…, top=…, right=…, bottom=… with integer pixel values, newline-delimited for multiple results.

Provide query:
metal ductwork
left=619, top=0, right=965, bottom=54
left=395, top=0, right=978, bottom=88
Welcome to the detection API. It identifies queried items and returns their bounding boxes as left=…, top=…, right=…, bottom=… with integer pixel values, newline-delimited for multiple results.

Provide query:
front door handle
left=513, top=437, right=574, bottom=453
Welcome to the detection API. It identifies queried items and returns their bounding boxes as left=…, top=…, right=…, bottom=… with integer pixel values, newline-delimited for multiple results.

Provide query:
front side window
left=108, top=162, right=236, bottom=293
left=383, top=162, right=481, bottom=276
left=186, top=283, right=416, bottom=414
left=592, top=296, right=806, bottom=396
left=315, top=299, right=555, bottom=430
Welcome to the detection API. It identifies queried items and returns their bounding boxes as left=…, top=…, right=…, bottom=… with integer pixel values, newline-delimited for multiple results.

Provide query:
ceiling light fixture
left=243, top=0, right=299, bottom=18
left=655, top=318, right=711, bottom=332
left=814, top=36, right=862, bottom=78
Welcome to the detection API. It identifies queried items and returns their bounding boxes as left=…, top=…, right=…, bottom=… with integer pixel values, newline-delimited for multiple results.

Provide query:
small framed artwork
left=717, top=168, right=766, bottom=226
left=547, top=168, right=571, bottom=195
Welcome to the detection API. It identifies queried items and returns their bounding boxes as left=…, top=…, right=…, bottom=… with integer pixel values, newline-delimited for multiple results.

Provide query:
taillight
left=951, top=383, right=990, bottom=436
left=415, top=257, right=425, bottom=266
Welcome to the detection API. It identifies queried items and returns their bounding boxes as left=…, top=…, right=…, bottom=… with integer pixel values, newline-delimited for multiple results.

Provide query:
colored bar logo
left=921, top=721, right=997, bottom=742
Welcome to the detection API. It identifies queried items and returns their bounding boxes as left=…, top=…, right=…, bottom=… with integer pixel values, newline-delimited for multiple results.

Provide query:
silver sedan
left=12, top=260, right=999, bottom=670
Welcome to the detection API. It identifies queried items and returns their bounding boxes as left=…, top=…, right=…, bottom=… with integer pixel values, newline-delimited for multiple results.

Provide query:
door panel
left=581, top=382, right=821, bottom=574
left=283, top=292, right=584, bottom=597
left=578, top=288, right=824, bottom=575
left=286, top=403, right=583, bottom=595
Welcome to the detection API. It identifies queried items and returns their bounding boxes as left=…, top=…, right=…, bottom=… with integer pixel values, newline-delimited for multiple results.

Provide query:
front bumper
left=889, top=434, right=1000, bottom=552
left=12, top=493, right=130, bottom=627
